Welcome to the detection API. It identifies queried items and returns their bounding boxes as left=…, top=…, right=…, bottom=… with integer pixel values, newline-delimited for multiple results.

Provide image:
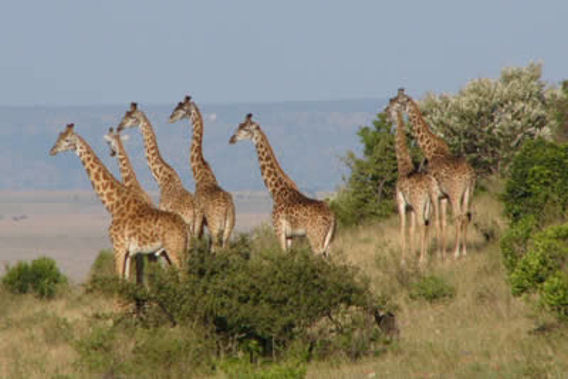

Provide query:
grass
left=0, top=189, right=567, bottom=377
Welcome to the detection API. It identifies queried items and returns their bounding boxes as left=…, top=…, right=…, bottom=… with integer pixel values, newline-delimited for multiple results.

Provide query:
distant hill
left=0, top=98, right=385, bottom=192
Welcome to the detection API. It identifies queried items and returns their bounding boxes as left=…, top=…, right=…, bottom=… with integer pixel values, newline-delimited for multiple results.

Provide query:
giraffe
left=104, top=127, right=154, bottom=206
left=394, top=88, right=476, bottom=259
left=385, top=97, right=441, bottom=265
left=104, top=126, right=156, bottom=283
left=229, top=114, right=336, bottom=256
left=50, top=123, right=189, bottom=280
left=117, top=102, right=196, bottom=238
left=169, top=95, right=235, bottom=250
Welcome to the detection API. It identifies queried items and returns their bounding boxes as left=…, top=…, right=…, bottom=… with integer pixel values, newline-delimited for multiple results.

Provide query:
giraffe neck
left=407, top=98, right=451, bottom=160
left=114, top=136, right=153, bottom=205
left=75, top=135, right=137, bottom=215
left=139, top=113, right=182, bottom=188
left=394, top=110, right=415, bottom=176
left=189, top=107, right=218, bottom=186
left=252, top=129, right=298, bottom=202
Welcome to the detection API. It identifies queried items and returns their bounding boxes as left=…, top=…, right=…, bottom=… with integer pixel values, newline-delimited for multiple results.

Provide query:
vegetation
left=2, top=256, right=67, bottom=299
left=333, top=63, right=566, bottom=227
left=330, top=112, right=422, bottom=226
left=500, top=136, right=568, bottom=322
left=502, top=138, right=568, bottom=225
left=409, top=275, right=456, bottom=303
left=420, top=62, right=554, bottom=176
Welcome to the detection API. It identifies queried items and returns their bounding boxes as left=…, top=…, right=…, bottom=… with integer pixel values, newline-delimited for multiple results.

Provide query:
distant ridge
left=0, top=98, right=386, bottom=191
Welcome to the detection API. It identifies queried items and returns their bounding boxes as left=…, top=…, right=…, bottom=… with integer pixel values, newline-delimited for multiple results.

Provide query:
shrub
left=500, top=216, right=537, bottom=274
left=2, top=257, right=67, bottom=299
left=84, top=250, right=120, bottom=295
left=409, top=275, right=456, bottom=302
left=117, top=240, right=394, bottom=362
left=502, top=139, right=568, bottom=225
left=507, top=223, right=568, bottom=319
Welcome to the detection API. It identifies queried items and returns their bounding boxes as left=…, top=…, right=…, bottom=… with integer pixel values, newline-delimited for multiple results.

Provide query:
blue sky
left=1, top=0, right=566, bottom=106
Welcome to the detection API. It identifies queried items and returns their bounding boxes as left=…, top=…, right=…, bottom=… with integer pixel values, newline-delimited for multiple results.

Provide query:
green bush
left=507, top=224, right=568, bottom=319
left=2, top=257, right=67, bottom=299
left=117, top=240, right=394, bottom=362
left=409, top=275, right=455, bottom=302
left=502, top=139, right=568, bottom=225
left=84, top=250, right=120, bottom=295
left=500, top=216, right=537, bottom=274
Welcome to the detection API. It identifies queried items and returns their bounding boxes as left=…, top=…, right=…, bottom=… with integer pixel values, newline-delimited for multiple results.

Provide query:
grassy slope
left=0, top=191, right=567, bottom=378
left=308, top=191, right=568, bottom=378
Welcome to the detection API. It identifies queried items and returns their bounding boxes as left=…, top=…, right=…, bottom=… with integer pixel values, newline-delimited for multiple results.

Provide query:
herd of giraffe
left=48, top=90, right=475, bottom=282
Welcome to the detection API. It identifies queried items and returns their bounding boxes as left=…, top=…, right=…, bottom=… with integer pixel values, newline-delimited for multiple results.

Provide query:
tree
left=419, top=62, right=553, bottom=175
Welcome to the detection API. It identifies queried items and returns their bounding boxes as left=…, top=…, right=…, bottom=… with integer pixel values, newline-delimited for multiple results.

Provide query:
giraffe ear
left=108, top=127, right=114, bottom=133
left=130, top=102, right=137, bottom=111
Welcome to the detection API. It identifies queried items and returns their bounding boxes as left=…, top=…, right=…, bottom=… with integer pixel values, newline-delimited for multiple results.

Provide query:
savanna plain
left=1, top=183, right=567, bottom=378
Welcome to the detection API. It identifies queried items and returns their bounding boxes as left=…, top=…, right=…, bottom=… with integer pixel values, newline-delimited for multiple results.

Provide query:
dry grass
left=307, top=191, right=568, bottom=378
left=0, top=190, right=567, bottom=378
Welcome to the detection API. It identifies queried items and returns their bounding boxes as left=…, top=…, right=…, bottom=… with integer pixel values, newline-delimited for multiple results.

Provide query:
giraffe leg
left=417, top=200, right=430, bottom=268
left=461, top=185, right=473, bottom=256
left=440, top=198, right=448, bottom=261
left=450, top=196, right=463, bottom=259
left=409, top=209, right=417, bottom=266
left=135, top=253, right=145, bottom=286
left=194, top=209, right=205, bottom=240
left=430, top=194, right=441, bottom=258
left=397, top=191, right=407, bottom=265
left=221, top=205, right=236, bottom=249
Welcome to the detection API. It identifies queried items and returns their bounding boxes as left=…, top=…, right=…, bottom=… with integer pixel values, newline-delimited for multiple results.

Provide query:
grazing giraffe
left=229, top=114, right=336, bottom=257
left=169, top=95, right=235, bottom=250
left=104, top=127, right=154, bottom=206
left=50, top=124, right=189, bottom=280
left=117, top=102, right=196, bottom=238
left=385, top=97, right=441, bottom=265
left=394, top=88, right=476, bottom=259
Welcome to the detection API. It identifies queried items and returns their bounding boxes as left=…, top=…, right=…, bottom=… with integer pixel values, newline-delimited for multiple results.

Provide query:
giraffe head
left=229, top=113, right=259, bottom=144
left=117, top=102, right=144, bottom=132
left=384, top=96, right=403, bottom=125
left=168, top=95, right=198, bottom=123
left=393, top=87, right=412, bottom=112
left=103, top=127, right=129, bottom=157
left=50, top=123, right=79, bottom=155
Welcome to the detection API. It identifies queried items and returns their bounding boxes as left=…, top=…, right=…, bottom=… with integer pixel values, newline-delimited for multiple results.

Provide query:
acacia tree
left=419, top=62, right=553, bottom=175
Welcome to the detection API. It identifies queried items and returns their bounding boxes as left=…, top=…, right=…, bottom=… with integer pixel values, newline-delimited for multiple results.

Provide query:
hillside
left=0, top=98, right=382, bottom=192
left=1, top=190, right=567, bottom=377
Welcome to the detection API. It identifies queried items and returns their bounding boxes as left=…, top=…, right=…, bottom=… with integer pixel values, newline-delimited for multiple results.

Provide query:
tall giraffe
left=229, top=114, right=336, bottom=256
left=50, top=123, right=189, bottom=279
left=394, top=89, right=475, bottom=258
left=169, top=95, right=235, bottom=249
left=104, top=127, right=154, bottom=206
left=117, top=102, right=196, bottom=237
left=385, top=97, right=441, bottom=265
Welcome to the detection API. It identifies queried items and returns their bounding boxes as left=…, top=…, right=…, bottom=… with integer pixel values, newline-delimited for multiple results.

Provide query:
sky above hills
left=1, top=0, right=566, bottom=106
